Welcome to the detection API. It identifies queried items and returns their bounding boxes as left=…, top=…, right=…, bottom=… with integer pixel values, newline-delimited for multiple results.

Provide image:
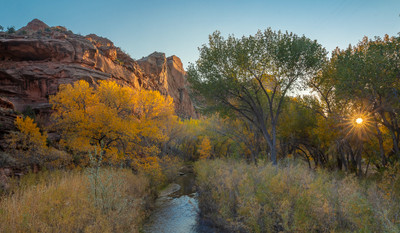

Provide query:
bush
left=0, top=152, right=16, bottom=167
left=158, top=155, right=184, bottom=182
left=0, top=168, right=151, bottom=233
left=132, top=155, right=183, bottom=189
left=5, top=116, right=72, bottom=170
left=195, top=159, right=400, bottom=232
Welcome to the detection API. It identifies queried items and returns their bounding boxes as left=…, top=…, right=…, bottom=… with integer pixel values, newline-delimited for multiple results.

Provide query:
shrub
left=158, top=155, right=184, bottom=182
left=5, top=116, right=71, bottom=169
left=0, top=152, right=16, bottom=167
left=0, top=169, right=151, bottom=233
left=195, top=159, right=400, bottom=232
left=131, top=155, right=183, bottom=190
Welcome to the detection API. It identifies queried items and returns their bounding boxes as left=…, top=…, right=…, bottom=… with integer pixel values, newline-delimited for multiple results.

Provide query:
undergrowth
left=195, top=159, right=400, bottom=233
left=0, top=168, right=151, bottom=233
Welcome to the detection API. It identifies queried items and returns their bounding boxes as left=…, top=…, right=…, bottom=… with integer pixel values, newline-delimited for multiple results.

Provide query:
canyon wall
left=0, top=19, right=197, bottom=122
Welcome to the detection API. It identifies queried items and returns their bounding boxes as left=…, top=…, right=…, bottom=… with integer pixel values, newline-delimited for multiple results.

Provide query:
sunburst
left=342, top=111, right=374, bottom=141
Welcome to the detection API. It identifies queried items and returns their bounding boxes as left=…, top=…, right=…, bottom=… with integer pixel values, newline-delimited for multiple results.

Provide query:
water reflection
left=143, top=172, right=218, bottom=233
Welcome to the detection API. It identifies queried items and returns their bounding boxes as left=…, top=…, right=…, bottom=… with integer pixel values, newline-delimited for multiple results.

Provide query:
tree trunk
left=336, top=154, right=343, bottom=171
left=384, top=128, right=400, bottom=159
left=271, top=125, right=278, bottom=165
left=357, top=145, right=363, bottom=177
left=374, top=120, right=387, bottom=166
left=380, top=111, right=400, bottom=158
left=259, top=120, right=277, bottom=165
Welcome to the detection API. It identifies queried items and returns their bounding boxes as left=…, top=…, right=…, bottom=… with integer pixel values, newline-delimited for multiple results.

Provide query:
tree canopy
left=188, top=29, right=327, bottom=164
left=50, top=80, right=176, bottom=164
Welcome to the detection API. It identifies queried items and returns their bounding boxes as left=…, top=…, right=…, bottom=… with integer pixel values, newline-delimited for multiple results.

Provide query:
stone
left=17, top=19, right=50, bottom=34
left=0, top=19, right=197, bottom=131
left=138, top=52, right=197, bottom=118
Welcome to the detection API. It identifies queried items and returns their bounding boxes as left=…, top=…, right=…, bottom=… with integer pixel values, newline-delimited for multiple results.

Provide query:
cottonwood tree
left=188, top=29, right=326, bottom=164
left=303, top=34, right=400, bottom=174
left=50, top=80, right=176, bottom=164
left=332, top=35, right=400, bottom=163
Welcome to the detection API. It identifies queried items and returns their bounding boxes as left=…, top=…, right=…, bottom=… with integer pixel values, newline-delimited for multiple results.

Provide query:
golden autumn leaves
left=7, top=79, right=215, bottom=170
left=49, top=80, right=176, bottom=164
left=7, top=115, right=70, bottom=168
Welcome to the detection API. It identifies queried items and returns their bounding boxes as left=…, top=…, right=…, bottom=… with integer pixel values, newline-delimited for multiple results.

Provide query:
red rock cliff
left=0, top=19, right=197, bottom=120
left=137, top=52, right=196, bottom=118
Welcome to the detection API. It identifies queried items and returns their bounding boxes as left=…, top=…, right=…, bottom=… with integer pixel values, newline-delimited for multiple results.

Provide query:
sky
left=1, top=0, right=399, bottom=68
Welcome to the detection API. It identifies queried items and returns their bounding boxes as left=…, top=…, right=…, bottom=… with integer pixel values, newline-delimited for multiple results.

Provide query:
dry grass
left=195, top=159, right=400, bottom=233
left=0, top=168, right=151, bottom=233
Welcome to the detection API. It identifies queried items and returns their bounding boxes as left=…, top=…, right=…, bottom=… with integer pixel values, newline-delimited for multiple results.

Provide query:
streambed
left=143, top=169, right=217, bottom=233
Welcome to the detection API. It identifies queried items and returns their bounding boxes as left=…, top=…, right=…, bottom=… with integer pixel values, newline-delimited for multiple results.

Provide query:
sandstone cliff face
left=138, top=52, right=196, bottom=118
left=0, top=19, right=196, bottom=121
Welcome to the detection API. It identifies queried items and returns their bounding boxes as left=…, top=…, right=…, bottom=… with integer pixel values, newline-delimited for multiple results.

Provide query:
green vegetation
left=1, top=25, right=400, bottom=232
left=6, top=26, right=15, bottom=34
left=188, top=30, right=400, bottom=174
left=188, top=29, right=326, bottom=165
left=187, top=30, right=400, bottom=232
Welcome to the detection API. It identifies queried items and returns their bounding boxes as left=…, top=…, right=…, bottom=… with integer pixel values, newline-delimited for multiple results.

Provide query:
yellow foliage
left=6, top=116, right=48, bottom=165
left=14, top=116, right=47, bottom=150
left=198, top=136, right=212, bottom=159
left=5, top=116, right=72, bottom=168
left=132, top=156, right=165, bottom=187
left=50, top=80, right=176, bottom=164
left=312, top=115, right=340, bottom=150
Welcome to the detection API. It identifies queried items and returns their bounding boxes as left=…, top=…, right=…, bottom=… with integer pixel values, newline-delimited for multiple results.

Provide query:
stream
left=143, top=168, right=218, bottom=233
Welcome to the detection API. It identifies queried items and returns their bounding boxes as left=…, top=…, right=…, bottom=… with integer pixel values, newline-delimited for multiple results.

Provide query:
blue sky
left=1, top=0, right=399, bottom=68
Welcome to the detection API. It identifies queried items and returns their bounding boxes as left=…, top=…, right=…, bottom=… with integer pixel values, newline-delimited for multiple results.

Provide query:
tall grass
left=195, top=159, right=400, bottom=233
left=0, top=168, right=151, bottom=233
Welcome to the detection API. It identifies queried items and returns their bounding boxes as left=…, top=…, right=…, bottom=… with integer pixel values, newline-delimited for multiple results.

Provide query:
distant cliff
left=0, top=19, right=197, bottom=121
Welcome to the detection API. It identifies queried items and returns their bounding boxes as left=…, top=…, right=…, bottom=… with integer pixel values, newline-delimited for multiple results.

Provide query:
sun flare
left=343, top=112, right=373, bottom=140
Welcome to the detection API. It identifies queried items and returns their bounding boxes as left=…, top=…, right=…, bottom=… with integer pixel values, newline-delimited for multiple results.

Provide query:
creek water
left=143, top=169, right=218, bottom=233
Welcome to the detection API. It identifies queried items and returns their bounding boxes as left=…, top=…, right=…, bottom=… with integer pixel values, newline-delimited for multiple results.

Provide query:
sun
left=342, top=111, right=373, bottom=141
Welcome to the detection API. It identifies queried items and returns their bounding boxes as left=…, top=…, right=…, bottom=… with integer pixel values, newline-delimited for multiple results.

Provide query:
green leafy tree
left=188, top=29, right=326, bottom=164
left=6, top=26, right=15, bottom=34
left=331, top=35, right=400, bottom=164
